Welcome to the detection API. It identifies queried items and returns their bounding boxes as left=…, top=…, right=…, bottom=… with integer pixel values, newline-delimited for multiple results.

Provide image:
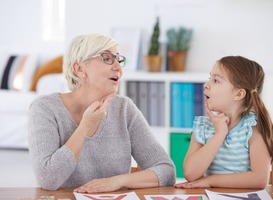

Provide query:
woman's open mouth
left=109, top=75, right=119, bottom=84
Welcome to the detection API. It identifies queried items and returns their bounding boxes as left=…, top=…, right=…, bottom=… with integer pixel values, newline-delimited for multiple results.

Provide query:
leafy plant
left=167, top=27, right=193, bottom=51
left=148, top=17, right=160, bottom=55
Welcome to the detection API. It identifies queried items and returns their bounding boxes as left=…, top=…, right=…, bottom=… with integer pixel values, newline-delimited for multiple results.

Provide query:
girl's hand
left=74, top=177, right=122, bottom=193
left=205, top=103, right=229, bottom=136
left=174, top=178, right=210, bottom=189
left=80, top=93, right=115, bottom=137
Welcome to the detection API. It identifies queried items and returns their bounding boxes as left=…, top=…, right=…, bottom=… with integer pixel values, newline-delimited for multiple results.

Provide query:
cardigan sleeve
left=28, top=96, right=77, bottom=190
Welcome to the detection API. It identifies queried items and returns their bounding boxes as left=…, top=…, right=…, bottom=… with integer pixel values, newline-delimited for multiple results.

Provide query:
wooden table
left=0, top=186, right=272, bottom=200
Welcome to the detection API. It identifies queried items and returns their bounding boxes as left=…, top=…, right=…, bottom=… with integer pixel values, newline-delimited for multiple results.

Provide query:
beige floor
left=0, top=149, right=38, bottom=187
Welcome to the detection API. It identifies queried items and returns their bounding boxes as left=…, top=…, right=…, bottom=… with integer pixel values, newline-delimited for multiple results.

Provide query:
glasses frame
left=90, top=52, right=126, bottom=67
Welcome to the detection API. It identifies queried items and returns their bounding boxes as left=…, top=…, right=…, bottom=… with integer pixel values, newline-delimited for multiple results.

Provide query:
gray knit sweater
left=28, top=93, right=175, bottom=190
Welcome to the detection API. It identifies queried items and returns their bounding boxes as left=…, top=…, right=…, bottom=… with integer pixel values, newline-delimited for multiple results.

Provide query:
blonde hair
left=63, top=33, right=118, bottom=90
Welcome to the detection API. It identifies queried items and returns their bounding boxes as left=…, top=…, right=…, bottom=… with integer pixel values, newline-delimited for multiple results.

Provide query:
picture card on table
left=145, top=194, right=208, bottom=200
left=205, top=189, right=272, bottom=200
left=74, top=191, right=140, bottom=200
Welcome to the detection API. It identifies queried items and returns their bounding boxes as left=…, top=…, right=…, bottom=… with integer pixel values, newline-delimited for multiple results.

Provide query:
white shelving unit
left=119, top=71, right=273, bottom=178
left=119, top=71, right=209, bottom=154
left=119, top=71, right=273, bottom=177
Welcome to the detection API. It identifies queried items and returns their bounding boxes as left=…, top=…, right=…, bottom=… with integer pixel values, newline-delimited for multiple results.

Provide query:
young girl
left=175, top=56, right=273, bottom=189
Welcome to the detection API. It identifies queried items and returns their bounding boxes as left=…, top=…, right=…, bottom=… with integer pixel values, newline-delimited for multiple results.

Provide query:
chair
left=269, top=170, right=272, bottom=185
left=131, top=166, right=141, bottom=173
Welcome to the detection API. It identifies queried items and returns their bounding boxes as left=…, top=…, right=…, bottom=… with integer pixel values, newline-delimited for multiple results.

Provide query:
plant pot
left=168, top=51, right=187, bottom=71
left=145, top=55, right=162, bottom=72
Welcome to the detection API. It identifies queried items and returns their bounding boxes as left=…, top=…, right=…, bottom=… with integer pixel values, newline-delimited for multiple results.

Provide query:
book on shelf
left=126, top=81, right=138, bottom=106
left=148, top=82, right=159, bottom=126
left=171, top=82, right=205, bottom=129
left=181, top=82, right=194, bottom=128
left=157, top=82, right=165, bottom=126
left=126, top=80, right=205, bottom=128
left=171, top=82, right=184, bottom=128
left=138, top=82, right=149, bottom=121
left=171, top=82, right=195, bottom=128
left=126, top=81, right=165, bottom=127
left=194, top=83, right=204, bottom=117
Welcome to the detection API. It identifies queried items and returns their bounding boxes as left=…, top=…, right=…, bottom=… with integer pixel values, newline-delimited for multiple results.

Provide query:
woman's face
left=83, top=47, right=124, bottom=96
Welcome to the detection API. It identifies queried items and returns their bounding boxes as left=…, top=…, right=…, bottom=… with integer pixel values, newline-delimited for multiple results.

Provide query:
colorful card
left=205, top=189, right=272, bottom=200
left=73, top=191, right=140, bottom=200
left=145, top=194, right=208, bottom=200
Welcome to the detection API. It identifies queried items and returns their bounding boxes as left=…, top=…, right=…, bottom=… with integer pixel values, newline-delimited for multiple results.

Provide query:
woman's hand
left=74, top=176, right=122, bottom=194
left=80, top=93, right=115, bottom=137
left=205, top=103, right=229, bottom=136
left=174, top=177, right=211, bottom=189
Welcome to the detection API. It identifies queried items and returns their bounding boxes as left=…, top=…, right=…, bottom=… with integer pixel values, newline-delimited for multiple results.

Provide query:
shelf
left=122, top=71, right=208, bottom=82
left=120, top=71, right=208, bottom=178
left=121, top=71, right=273, bottom=178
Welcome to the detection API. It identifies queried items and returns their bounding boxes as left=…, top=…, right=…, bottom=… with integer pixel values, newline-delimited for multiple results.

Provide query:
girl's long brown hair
left=219, top=56, right=273, bottom=160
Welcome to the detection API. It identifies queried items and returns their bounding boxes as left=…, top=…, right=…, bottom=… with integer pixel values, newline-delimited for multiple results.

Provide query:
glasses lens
left=100, top=53, right=114, bottom=65
left=117, top=55, right=126, bottom=67
left=100, top=53, right=126, bottom=67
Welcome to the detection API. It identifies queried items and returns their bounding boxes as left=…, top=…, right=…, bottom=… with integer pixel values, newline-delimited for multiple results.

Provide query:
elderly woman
left=28, top=33, right=175, bottom=193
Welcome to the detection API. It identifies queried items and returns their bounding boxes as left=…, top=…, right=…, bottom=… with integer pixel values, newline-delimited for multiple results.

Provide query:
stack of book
left=126, top=81, right=165, bottom=127
left=171, top=82, right=204, bottom=128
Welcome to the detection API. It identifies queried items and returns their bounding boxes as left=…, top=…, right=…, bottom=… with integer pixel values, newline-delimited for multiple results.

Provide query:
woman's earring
left=82, top=74, right=86, bottom=78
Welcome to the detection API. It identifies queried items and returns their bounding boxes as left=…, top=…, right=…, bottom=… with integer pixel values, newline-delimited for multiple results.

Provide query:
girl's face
left=84, top=47, right=124, bottom=96
left=204, top=62, right=237, bottom=113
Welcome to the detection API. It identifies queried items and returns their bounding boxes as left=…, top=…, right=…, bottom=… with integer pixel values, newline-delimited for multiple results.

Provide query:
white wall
left=0, top=0, right=41, bottom=52
left=0, top=0, right=64, bottom=65
left=1, top=0, right=272, bottom=72
left=66, top=0, right=273, bottom=73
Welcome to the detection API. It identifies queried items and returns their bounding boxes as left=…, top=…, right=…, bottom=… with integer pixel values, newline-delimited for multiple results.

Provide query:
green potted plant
left=166, top=27, right=193, bottom=71
left=145, top=17, right=162, bottom=72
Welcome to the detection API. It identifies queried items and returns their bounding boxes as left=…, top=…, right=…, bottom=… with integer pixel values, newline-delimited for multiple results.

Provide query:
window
left=42, top=0, right=65, bottom=42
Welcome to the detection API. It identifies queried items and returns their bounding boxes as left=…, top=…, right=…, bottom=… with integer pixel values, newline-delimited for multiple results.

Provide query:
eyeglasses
left=91, top=52, right=126, bottom=67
